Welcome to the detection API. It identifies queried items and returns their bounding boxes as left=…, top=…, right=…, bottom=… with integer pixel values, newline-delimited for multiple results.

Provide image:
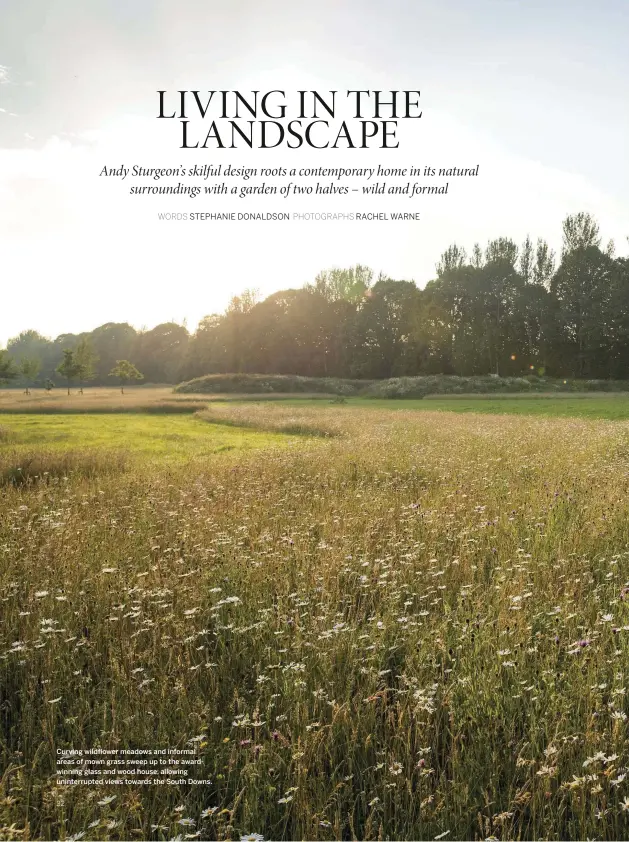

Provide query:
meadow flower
left=240, top=834, right=264, bottom=841
left=583, top=752, right=607, bottom=768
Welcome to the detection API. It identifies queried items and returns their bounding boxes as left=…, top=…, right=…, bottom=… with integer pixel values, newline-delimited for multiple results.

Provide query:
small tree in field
left=56, top=349, right=80, bottom=395
left=0, top=350, right=17, bottom=383
left=74, top=337, right=98, bottom=394
left=109, top=360, right=143, bottom=394
left=19, top=357, right=41, bottom=395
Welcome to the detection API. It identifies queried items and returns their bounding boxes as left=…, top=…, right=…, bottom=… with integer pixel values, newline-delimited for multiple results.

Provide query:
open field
left=4, top=386, right=629, bottom=421
left=419, top=396, right=629, bottom=420
left=324, top=395, right=629, bottom=421
left=3, top=400, right=629, bottom=840
left=222, top=393, right=629, bottom=421
left=0, top=387, right=207, bottom=415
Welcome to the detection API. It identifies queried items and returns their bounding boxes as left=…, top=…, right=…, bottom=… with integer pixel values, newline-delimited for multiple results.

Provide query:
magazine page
left=1, top=2, right=629, bottom=841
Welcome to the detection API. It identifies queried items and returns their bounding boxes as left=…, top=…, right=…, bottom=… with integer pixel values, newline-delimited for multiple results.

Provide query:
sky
left=1, top=0, right=629, bottom=346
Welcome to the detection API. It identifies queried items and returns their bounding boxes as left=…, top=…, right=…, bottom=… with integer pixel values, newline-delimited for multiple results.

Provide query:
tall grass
left=2, top=406, right=629, bottom=840
left=0, top=448, right=129, bottom=487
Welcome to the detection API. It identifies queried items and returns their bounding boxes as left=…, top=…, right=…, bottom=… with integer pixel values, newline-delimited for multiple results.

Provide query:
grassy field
left=0, top=387, right=207, bottom=415
left=3, top=395, right=629, bottom=840
left=240, top=392, right=629, bottom=420
left=0, top=413, right=286, bottom=462
left=4, top=386, right=629, bottom=420
left=351, top=395, right=629, bottom=420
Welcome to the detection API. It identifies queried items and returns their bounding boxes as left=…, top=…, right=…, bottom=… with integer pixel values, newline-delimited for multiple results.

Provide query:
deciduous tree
left=56, top=350, right=80, bottom=395
left=109, top=360, right=144, bottom=394
left=19, top=357, right=41, bottom=394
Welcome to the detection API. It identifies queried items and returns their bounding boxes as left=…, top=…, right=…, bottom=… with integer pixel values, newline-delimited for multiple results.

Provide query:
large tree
left=350, top=276, right=422, bottom=378
left=551, top=243, right=615, bottom=378
left=307, top=264, right=373, bottom=305
left=135, top=322, right=189, bottom=383
left=90, top=322, right=138, bottom=382
left=0, top=350, right=17, bottom=383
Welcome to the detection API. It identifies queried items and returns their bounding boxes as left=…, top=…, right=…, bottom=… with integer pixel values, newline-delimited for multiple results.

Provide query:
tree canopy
left=2, top=213, right=629, bottom=386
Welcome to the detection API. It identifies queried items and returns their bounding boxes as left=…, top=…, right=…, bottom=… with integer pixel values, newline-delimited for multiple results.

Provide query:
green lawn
left=0, top=412, right=287, bottom=460
left=384, top=396, right=629, bottom=419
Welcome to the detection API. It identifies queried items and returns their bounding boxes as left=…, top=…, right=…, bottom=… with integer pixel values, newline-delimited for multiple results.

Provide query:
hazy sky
left=1, top=0, right=628, bottom=346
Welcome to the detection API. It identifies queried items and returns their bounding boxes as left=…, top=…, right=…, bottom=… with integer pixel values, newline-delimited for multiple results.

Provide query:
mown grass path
left=0, top=412, right=287, bottom=461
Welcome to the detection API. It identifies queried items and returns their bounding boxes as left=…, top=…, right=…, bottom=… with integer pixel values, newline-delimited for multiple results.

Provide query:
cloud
left=0, top=65, right=10, bottom=84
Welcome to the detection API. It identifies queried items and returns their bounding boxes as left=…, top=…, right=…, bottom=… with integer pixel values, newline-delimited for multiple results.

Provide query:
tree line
left=2, top=212, right=629, bottom=388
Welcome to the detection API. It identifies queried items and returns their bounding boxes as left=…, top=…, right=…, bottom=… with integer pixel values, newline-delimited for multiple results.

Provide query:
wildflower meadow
left=2, top=395, right=629, bottom=840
